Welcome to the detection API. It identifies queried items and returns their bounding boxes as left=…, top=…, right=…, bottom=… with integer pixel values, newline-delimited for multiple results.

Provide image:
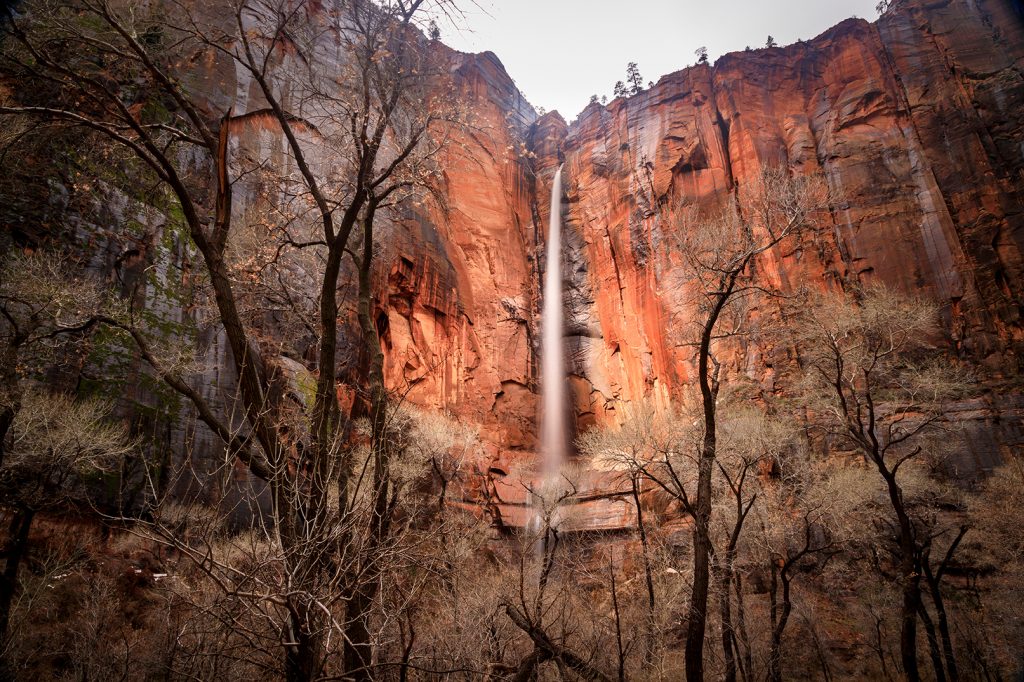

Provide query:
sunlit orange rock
left=528, top=1, right=1024, bottom=444
left=383, top=0, right=1024, bottom=529
left=195, top=0, right=1024, bottom=530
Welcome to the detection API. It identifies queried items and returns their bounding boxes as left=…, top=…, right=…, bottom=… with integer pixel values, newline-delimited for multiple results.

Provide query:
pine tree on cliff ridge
left=626, top=61, right=644, bottom=95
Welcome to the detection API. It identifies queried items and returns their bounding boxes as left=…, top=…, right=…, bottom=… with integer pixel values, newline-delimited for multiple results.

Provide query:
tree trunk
left=917, top=601, right=946, bottom=682
left=685, top=275, right=737, bottom=682
left=310, top=244, right=346, bottom=515
left=924, top=538, right=964, bottom=682
left=0, top=508, right=34, bottom=640
left=768, top=561, right=779, bottom=682
left=504, top=604, right=614, bottom=682
left=342, top=201, right=390, bottom=682
left=718, top=489, right=750, bottom=682
left=880, top=472, right=922, bottom=682
left=343, top=586, right=375, bottom=682
left=686, top=325, right=717, bottom=681
left=284, top=605, right=321, bottom=682
left=768, top=570, right=792, bottom=682
left=714, top=555, right=737, bottom=682
left=398, top=613, right=415, bottom=682
left=357, top=202, right=390, bottom=540
left=631, top=473, right=656, bottom=665
left=930, top=582, right=959, bottom=681
left=734, top=572, right=753, bottom=682
left=511, top=649, right=547, bottom=682
left=685, top=451, right=713, bottom=682
left=898, top=564, right=923, bottom=682
left=0, top=342, right=23, bottom=469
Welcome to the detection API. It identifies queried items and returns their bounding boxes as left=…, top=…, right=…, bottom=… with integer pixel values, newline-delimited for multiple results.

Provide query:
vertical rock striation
left=517, top=0, right=1024, bottom=452
left=245, top=0, right=1022, bottom=517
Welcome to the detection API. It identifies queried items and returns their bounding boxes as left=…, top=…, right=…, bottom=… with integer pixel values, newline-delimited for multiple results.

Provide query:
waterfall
left=538, top=164, right=566, bottom=522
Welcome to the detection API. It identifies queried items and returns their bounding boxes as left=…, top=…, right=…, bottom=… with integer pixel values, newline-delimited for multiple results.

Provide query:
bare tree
left=1, top=0, right=462, bottom=677
left=962, top=458, right=1024, bottom=677
left=751, top=460, right=838, bottom=682
left=577, top=403, right=671, bottom=665
left=662, top=165, right=829, bottom=682
left=791, top=285, right=969, bottom=682
left=500, top=485, right=616, bottom=682
left=0, top=254, right=134, bottom=646
left=709, top=408, right=794, bottom=682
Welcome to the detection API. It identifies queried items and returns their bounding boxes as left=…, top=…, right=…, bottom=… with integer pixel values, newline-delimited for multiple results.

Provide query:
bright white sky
left=439, top=0, right=881, bottom=119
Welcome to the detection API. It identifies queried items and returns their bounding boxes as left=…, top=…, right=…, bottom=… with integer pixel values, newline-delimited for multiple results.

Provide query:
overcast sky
left=439, top=0, right=881, bottom=119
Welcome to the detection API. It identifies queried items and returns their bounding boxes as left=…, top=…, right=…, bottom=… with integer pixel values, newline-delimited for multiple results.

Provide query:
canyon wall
left=326, top=0, right=1024, bottom=528
left=431, top=0, right=1024, bottom=527
left=518, top=0, right=1024, bottom=473
left=527, top=0, right=1024, bottom=424
left=24, top=0, right=1021, bottom=525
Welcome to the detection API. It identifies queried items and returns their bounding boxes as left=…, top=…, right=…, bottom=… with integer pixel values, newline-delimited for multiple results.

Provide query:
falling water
left=538, top=165, right=566, bottom=522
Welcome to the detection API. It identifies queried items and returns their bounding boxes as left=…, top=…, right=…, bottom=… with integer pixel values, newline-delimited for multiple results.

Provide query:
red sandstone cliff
left=517, top=0, right=1024, bottom=445
left=375, top=50, right=540, bottom=457
left=95, top=0, right=1023, bottom=526
left=389, top=0, right=1024, bottom=525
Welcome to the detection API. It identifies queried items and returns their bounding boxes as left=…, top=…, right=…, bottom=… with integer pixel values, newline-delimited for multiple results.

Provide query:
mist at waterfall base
left=533, top=165, right=566, bottom=535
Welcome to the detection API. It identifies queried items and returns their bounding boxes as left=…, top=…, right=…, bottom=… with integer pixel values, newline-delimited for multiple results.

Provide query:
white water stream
left=537, top=165, right=566, bottom=528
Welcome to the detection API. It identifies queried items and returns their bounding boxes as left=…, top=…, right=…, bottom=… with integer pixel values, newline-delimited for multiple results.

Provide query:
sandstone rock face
left=533, top=0, right=1024, bottom=439
left=246, top=0, right=1023, bottom=530
left=427, top=0, right=1024, bottom=526
left=52, top=0, right=1022, bottom=529
left=191, top=36, right=545, bottom=494
left=375, top=50, right=540, bottom=468
left=55, top=26, right=547, bottom=515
